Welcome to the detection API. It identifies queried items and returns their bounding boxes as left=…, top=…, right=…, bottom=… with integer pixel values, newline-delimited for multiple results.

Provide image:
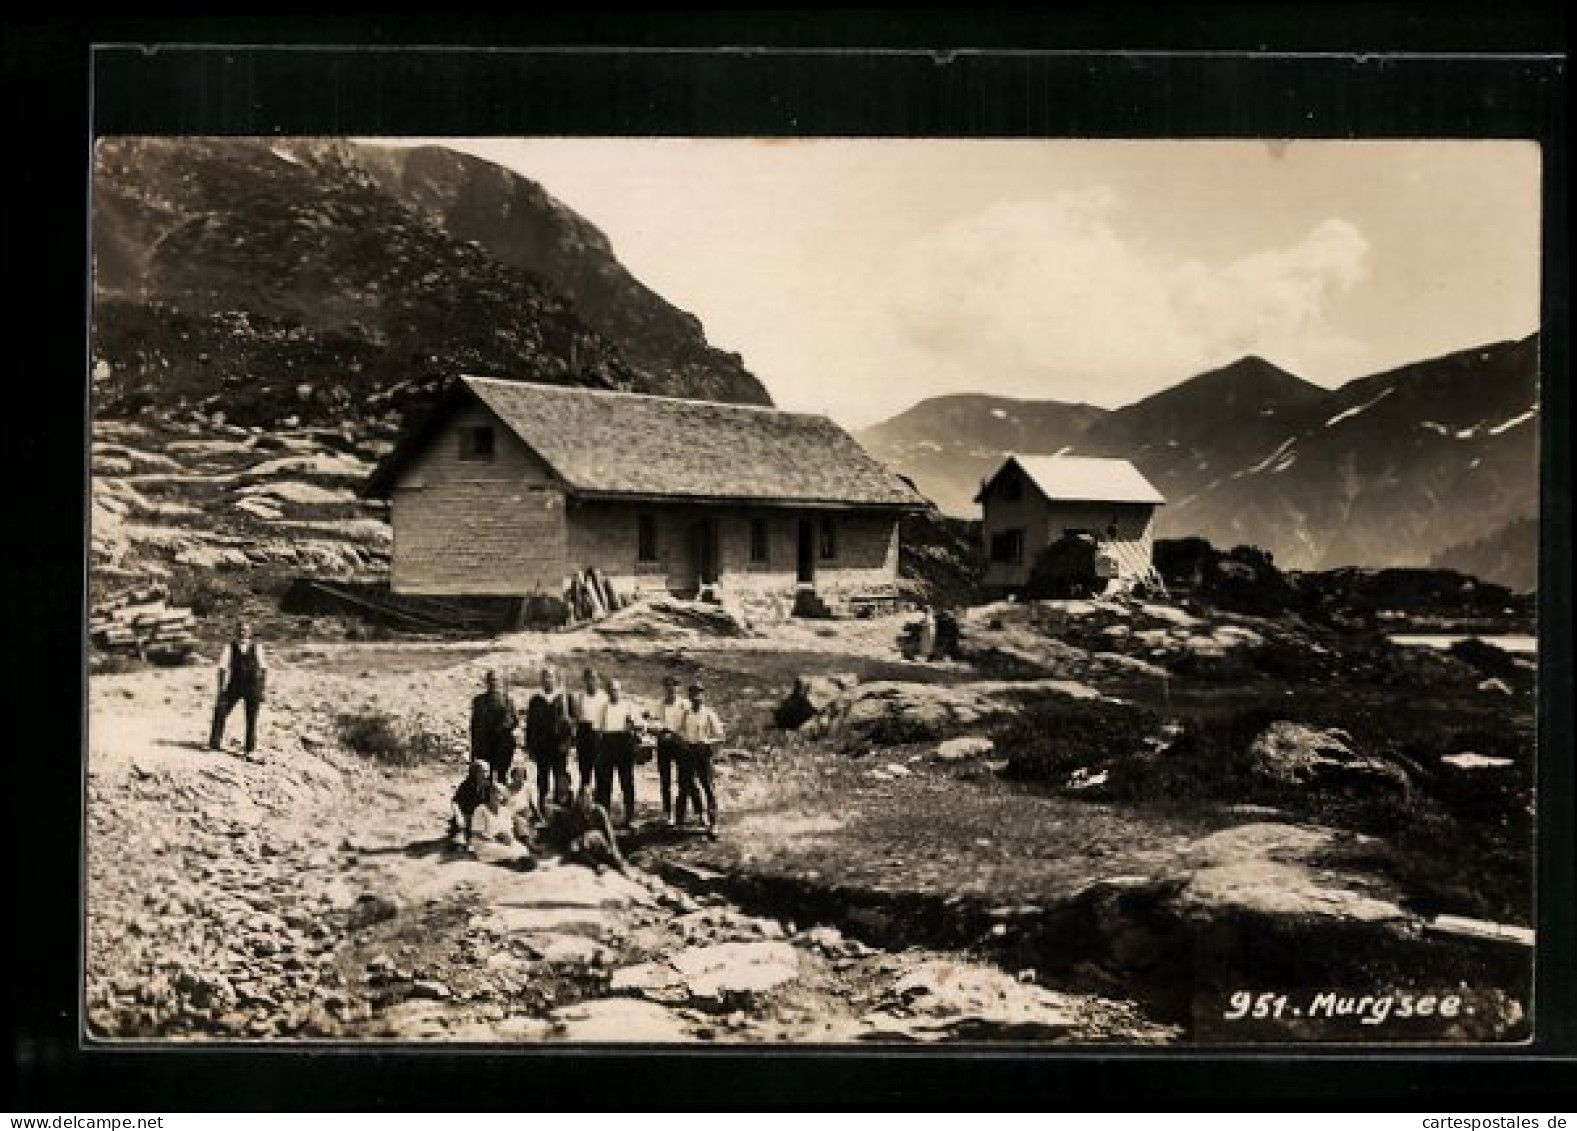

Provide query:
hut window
left=819, top=517, right=838, bottom=560
left=637, top=514, right=659, bottom=563
left=1001, top=475, right=1022, bottom=501
left=749, top=518, right=770, bottom=564
left=459, top=425, right=495, bottom=462
left=989, top=528, right=1025, bottom=564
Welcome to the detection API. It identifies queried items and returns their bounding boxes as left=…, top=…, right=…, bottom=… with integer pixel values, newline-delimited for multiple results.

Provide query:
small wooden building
left=976, top=454, right=1166, bottom=592
left=363, top=377, right=926, bottom=605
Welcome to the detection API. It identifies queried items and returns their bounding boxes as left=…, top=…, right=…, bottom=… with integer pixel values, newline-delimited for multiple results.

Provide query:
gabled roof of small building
left=979, top=454, right=1166, bottom=506
left=365, top=377, right=927, bottom=509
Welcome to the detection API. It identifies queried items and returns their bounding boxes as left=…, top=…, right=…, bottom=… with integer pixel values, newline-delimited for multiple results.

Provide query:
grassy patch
left=995, top=699, right=1164, bottom=785
left=336, top=709, right=452, bottom=767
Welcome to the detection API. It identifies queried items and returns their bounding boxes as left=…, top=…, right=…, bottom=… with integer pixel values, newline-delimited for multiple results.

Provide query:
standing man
left=524, top=667, right=572, bottom=809
left=470, top=670, right=519, bottom=784
left=677, top=681, right=725, bottom=838
left=653, top=674, right=691, bottom=825
left=598, top=678, right=644, bottom=828
left=209, top=621, right=268, bottom=754
left=570, top=667, right=608, bottom=796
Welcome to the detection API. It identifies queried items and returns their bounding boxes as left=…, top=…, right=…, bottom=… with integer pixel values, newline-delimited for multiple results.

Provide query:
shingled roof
left=979, top=454, right=1166, bottom=506
left=366, top=377, right=927, bottom=509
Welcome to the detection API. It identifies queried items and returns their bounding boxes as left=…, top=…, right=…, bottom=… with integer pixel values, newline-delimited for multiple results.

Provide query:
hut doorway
left=693, top=518, right=719, bottom=591
left=796, top=519, right=816, bottom=586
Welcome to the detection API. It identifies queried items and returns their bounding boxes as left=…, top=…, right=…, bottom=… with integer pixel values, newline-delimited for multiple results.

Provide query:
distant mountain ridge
left=858, top=337, right=1540, bottom=588
left=857, top=394, right=1106, bottom=514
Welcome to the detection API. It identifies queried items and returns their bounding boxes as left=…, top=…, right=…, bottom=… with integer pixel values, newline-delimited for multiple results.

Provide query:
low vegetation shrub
left=336, top=710, right=451, bottom=767
left=90, top=650, right=145, bottom=676
left=995, top=698, right=1163, bottom=785
left=1106, top=706, right=1285, bottom=805
left=857, top=713, right=943, bottom=748
left=1247, top=637, right=1338, bottom=682
left=1448, top=637, right=1528, bottom=682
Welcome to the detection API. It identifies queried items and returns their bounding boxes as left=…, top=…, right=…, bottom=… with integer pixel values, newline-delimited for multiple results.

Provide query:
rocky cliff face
left=353, top=144, right=769, bottom=407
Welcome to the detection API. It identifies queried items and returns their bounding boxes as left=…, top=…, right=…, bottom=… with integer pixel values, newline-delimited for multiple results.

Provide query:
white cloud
left=887, top=192, right=1369, bottom=405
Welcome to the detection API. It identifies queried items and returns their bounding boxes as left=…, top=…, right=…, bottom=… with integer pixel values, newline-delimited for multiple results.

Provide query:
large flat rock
left=669, top=940, right=801, bottom=1000
left=549, top=997, right=693, bottom=1042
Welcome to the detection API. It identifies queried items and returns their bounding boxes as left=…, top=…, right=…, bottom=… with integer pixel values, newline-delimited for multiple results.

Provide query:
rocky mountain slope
left=1429, top=516, right=1539, bottom=594
left=93, top=137, right=769, bottom=429
left=90, top=137, right=773, bottom=603
left=860, top=337, right=1540, bottom=588
left=353, top=144, right=767, bottom=407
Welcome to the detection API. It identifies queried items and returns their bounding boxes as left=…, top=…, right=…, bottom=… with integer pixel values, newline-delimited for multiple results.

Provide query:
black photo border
left=5, top=5, right=1570, bottom=1110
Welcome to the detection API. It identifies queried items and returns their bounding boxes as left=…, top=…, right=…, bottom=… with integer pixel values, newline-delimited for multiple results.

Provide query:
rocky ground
left=86, top=598, right=1534, bottom=1046
left=90, top=416, right=394, bottom=639
left=85, top=632, right=1175, bottom=1044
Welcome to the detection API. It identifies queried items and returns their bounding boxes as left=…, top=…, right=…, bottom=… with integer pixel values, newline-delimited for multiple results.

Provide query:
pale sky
left=402, top=138, right=1541, bottom=429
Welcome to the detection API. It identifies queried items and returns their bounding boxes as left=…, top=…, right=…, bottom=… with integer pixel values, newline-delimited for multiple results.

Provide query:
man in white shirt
left=570, top=668, right=608, bottom=796
left=208, top=621, right=269, bottom=754
left=653, top=674, right=693, bottom=825
left=677, top=682, right=724, bottom=837
left=597, top=678, right=645, bottom=827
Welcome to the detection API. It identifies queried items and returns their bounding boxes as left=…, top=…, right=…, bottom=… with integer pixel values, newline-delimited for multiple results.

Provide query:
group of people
left=451, top=666, right=727, bottom=858
left=197, top=622, right=728, bottom=871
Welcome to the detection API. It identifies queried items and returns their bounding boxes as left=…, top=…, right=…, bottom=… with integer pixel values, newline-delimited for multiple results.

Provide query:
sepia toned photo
left=86, top=134, right=1541, bottom=1046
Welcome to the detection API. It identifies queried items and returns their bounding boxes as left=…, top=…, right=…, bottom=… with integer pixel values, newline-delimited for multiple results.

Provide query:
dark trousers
left=656, top=734, right=684, bottom=816
left=575, top=723, right=600, bottom=791
left=530, top=744, right=569, bottom=807
left=210, top=686, right=262, bottom=752
left=447, top=802, right=482, bottom=842
left=595, top=732, right=638, bottom=822
left=674, top=742, right=713, bottom=826
left=480, top=743, right=515, bottom=784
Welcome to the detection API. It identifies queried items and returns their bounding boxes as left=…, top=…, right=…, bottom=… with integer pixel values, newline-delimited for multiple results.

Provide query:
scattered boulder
left=935, top=736, right=994, bottom=761
left=860, top=959, right=1084, bottom=1041
left=773, top=674, right=859, bottom=732
left=812, top=678, right=1104, bottom=746
left=1178, top=823, right=1417, bottom=932
left=1248, top=721, right=1410, bottom=795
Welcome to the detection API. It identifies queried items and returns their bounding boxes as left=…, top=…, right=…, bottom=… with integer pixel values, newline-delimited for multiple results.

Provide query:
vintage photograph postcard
left=85, top=67, right=1547, bottom=1047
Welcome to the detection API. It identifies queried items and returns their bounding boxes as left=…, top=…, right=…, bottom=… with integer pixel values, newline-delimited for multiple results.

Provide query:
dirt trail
left=86, top=643, right=1174, bottom=1043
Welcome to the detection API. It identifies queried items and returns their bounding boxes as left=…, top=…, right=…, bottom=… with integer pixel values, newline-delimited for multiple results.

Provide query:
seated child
left=447, top=759, right=493, bottom=847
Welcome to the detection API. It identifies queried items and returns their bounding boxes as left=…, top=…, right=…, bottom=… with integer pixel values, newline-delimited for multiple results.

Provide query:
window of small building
left=819, top=517, right=838, bottom=560
left=1000, top=474, right=1022, bottom=501
left=637, top=513, right=659, bottom=563
left=989, top=528, right=1025, bottom=564
left=749, top=518, right=770, bottom=564
left=458, top=425, right=495, bottom=462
